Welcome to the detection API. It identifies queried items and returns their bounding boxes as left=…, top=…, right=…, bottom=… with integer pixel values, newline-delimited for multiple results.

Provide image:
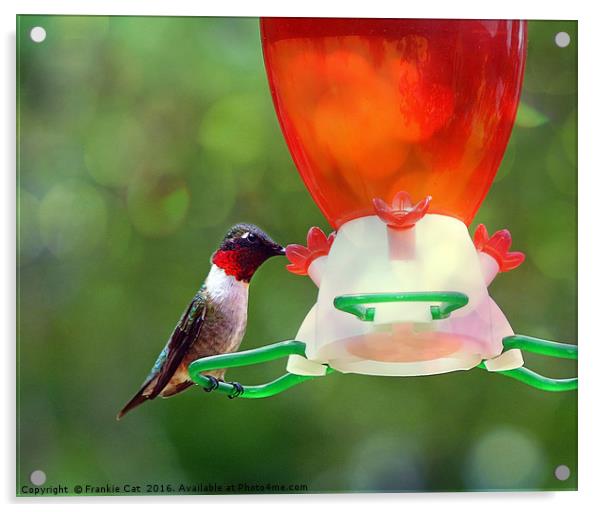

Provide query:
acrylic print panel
left=17, top=15, right=577, bottom=495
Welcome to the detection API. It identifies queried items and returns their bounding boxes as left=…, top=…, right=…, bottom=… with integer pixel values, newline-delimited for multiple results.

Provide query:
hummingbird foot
left=202, top=375, right=220, bottom=393
left=227, top=381, right=244, bottom=399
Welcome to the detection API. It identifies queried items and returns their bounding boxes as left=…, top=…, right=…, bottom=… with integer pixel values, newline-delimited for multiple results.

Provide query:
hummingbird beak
left=274, top=245, right=286, bottom=256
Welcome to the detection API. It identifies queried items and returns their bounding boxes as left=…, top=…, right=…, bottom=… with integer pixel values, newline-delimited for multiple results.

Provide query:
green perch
left=188, top=340, right=334, bottom=399
left=188, top=293, right=577, bottom=398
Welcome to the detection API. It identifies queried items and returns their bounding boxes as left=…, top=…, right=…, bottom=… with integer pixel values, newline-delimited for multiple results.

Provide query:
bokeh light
left=126, top=176, right=190, bottom=237
left=347, top=434, right=425, bottom=491
left=463, top=426, right=547, bottom=489
left=38, top=180, right=108, bottom=257
left=198, top=93, right=270, bottom=166
left=84, top=114, right=146, bottom=188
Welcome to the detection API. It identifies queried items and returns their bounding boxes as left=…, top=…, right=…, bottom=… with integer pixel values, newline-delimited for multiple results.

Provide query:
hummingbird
left=117, top=223, right=285, bottom=420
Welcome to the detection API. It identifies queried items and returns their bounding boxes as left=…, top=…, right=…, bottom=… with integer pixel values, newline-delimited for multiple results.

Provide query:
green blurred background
left=17, top=16, right=577, bottom=494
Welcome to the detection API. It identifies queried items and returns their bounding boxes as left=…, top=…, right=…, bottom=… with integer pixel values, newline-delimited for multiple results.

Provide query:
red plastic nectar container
left=261, top=18, right=527, bottom=229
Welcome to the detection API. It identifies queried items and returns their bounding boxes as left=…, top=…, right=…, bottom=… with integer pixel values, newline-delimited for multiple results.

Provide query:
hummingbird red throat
left=117, top=223, right=285, bottom=420
left=211, top=224, right=286, bottom=282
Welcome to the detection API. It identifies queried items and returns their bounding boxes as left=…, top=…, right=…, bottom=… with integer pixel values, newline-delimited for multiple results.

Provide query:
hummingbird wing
left=117, top=289, right=207, bottom=419
left=148, top=290, right=207, bottom=399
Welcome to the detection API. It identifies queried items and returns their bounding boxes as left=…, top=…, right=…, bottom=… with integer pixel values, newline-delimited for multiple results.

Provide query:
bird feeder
left=188, top=18, right=577, bottom=398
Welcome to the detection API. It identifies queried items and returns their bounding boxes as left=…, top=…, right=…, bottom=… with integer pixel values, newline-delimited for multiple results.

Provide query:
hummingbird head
left=211, top=223, right=285, bottom=282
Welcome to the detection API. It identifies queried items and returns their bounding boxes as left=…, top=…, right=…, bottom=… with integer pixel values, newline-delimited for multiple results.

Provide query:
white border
left=3, top=1, right=600, bottom=510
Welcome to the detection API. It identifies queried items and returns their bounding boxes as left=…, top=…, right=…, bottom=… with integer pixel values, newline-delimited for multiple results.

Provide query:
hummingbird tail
left=116, top=378, right=195, bottom=420
left=116, top=385, right=151, bottom=420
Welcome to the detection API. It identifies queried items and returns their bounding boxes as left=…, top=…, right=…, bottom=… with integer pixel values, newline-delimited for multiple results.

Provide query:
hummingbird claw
left=202, top=375, right=220, bottom=393
left=227, top=381, right=244, bottom=399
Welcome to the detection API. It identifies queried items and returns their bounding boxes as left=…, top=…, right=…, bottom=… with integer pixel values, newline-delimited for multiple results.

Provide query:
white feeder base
left=287, top=214, right=521, bottom=377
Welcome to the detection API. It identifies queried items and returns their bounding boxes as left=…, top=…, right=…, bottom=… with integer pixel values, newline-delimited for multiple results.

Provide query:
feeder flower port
left=473, top=224, right=526, bottom=273
left=188, top=18, right=577, bottom=399
left=373, top=191, right=432, bottom=230
left=285, top=227, right=336, bottom=277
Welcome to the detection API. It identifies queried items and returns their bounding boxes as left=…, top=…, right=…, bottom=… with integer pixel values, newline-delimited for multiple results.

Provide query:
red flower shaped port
left=473, top=224, right=525, bottom=272
left=286, top=227, right=336, bottom=276
left=373, top=191, right=432, bottom=230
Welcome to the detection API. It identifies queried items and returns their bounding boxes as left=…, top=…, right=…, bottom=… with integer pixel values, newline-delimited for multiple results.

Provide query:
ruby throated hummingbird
left=117, top=224, right=285, bottom=420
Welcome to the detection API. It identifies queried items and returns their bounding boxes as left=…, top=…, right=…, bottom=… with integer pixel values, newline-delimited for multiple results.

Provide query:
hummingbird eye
left=246, top=232, right=257, bottom=242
